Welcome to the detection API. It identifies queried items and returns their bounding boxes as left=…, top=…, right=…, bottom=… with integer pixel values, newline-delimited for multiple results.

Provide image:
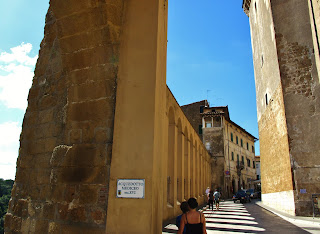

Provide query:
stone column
left=185, top=138, right=190, bottom=199
left=106, top=0, right=168, bottom=233
left=5, top=1, right=125, bottom=233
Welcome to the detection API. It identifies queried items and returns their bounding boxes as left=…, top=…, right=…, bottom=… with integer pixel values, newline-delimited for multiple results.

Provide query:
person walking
left=205, top=187, right=210, bottom=207
left=213, top=189, right=221, bottom=210
left=176, top=201, right=189, bottom=234
left=208, top=190, right=214, bottom=211
left=178, top=198, right=207, bottom=234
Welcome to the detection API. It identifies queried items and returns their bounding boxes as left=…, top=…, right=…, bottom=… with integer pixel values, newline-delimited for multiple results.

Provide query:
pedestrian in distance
left=178, top=198, right=207, bottom=234
left=176, top=201, right=189, bottom=234
left=208, top=190, right=214, bottom=211
left=205, top=187, right=210, bottom=207
left=213, top=189, right=221, bottom=210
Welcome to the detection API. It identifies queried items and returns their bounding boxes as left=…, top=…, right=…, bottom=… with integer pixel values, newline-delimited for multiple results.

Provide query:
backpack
left=214, top=191, right=220, bottom=200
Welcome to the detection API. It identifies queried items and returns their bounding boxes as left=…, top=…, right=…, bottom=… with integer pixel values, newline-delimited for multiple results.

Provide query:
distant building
left=182, top=100, right=258, bottom=197
left=254, top=155, right=261, bottom=191
left=255, top=155, right=260, bottom=181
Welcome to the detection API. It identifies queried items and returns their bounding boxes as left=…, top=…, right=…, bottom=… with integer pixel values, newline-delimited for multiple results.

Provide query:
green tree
left=0, top=179, right=14, bottom=234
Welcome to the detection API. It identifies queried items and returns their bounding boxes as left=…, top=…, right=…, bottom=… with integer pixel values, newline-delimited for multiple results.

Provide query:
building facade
left=182, top=101, right=257, bottom=198
left=243, top=0, right=320, bottom=216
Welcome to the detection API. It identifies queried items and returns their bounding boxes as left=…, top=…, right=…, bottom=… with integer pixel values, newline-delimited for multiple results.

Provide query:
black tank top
left=185, top=212, right=203, bottom=234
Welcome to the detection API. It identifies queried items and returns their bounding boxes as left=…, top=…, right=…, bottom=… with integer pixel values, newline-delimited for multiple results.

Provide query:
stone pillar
left=185, top=138, right=190, bottom=199
left=5, top=0, right=125, bottom=233
left=191, top=141, right=195, bottom=198
left=106, top=0, right=168, bottom=233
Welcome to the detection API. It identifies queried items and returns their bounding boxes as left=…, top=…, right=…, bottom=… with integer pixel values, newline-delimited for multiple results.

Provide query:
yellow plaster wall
left=106, top=0, right=168, bottom=233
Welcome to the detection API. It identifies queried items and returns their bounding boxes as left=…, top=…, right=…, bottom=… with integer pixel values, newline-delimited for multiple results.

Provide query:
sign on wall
left=117, top=179, right=145, bottom=199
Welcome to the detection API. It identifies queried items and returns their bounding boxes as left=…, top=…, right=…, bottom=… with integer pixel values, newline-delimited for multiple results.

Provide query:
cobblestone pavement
left=163, top=200, right=315, bottom=233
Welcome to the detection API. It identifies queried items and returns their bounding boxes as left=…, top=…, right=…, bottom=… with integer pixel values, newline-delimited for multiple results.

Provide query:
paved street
left=163, top=200, right=319, bottom=233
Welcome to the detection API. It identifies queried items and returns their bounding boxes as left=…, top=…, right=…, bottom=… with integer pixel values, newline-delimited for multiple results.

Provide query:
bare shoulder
left=200, top=212, right=206, bottom=222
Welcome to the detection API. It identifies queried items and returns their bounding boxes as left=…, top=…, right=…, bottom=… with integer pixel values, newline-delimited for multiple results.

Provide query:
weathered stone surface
left=246, top=0, right=320, bottom=216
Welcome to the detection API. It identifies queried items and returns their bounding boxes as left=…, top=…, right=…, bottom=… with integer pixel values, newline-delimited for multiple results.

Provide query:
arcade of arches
left=164, top=88, right=211, bottom=220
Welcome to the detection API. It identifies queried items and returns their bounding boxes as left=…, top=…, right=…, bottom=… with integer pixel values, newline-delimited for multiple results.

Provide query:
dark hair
left=187, top=198, right=198, bottom=209
left=180, top=201, right=189, bottom=213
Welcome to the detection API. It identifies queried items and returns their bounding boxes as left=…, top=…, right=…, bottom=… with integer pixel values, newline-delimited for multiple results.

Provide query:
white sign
left=117, top=179, right=145, bottom=199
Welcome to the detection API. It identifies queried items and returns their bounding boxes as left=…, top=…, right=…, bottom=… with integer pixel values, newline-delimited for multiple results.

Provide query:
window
left=252, top=146, right=255, bottom=153
left=253, top=161, right=256, bottom=169
left=231, top=152, right=234, bottom=161
left=247, top=159, right=251, bottom=167
left=237, top=154, right=239, bottom=162
left=257, top=175, right=260, bottom=180
left=247, top=142, right=249, bottom=150
left=241, top=139, right=243, bottom=147
left=236, top=136, right=238, bottom=144
left=206, top=122, right=212, bottom=128
left=231, top=133, right=233, bottom=142
left=200, top=106, right=204, bottom=113
left=241, top=156, right=244, bottom=163
left=199, top=125, right=202, bottom=135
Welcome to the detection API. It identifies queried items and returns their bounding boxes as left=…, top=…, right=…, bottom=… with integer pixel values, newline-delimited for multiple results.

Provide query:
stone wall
left=203, top=128, right=225, bottom=190
left=246, top=0, right=320, bottom=216
left=181, top=100, right=206, bottom=138
left=271, top=0, right=320, bottom=216
left=5, top=0, right=124, bottom=232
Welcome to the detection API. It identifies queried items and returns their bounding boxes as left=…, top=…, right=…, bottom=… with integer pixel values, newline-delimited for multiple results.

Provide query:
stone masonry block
left=90, top=207, right=105, bottom=225
left=63, top=144, right=107, bottom=167
left=69, top=79, right=116, bottom=102
left=94, top=127, right=113, bottom=143
left=39, top=185, right=51, bottom=201
left=35, top=219, right=49, bottom=233
left=49, top=222, right=61, bottom=234
left=79, top=185, right=99, bottom=205
left=50, top=0, right=93, bottom=20
left=51, top=145, right=72, bottom=167
left=63, top=44, right=117, bottom=71
left=33, top=154, right=51, bottom=169
left=69, top=64, right=118, bottom=85
left=59, top=25, right=120, bottom=54
left=38, top=108, right=54, bottom=123
left=49, top=184, right=66, bottom=202
left=18, top=154, right=34, bottom=169
left=42, top=202, right=55, bottom=220
left=10, top=215, right=22, bottom=232
left=58, top=166, right=109, bottom=184
left=13, top=199, right=28, bottom=218
left=4, top=213, right=13, bottom=230
left=65, top=185, right=79, bottom=203
left=36, top=169, right=52, bottom=185
left=22, top=111, right=38, bottom=126
left=69, top=206, right=87, bottom=222
left=15, top=168, right=30, bottom=184
left=39, top=95, right=57, bottom=110
left=68, top=98, right=115, bottom=122
left=57, top=8, right=107, bottom=37
left=68, top=129, right=83, bottom=144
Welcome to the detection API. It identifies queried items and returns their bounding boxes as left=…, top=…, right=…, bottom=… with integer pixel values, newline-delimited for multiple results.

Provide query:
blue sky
left=0, top=0, right=258, bottom=180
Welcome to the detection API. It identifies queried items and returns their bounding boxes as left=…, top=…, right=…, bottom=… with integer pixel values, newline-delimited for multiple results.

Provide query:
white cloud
left=0, top=43, right=37, bottom=110
left=0, top=122, right=21, bottom=180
